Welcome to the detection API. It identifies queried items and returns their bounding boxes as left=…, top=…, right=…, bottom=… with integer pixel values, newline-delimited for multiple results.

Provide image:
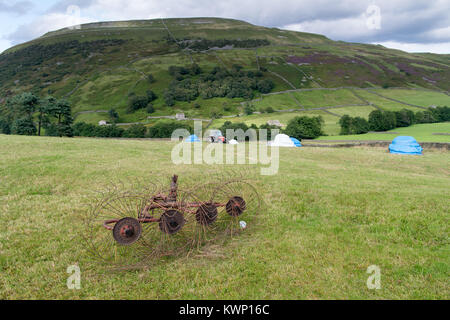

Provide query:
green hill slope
left=0, top=17, right=449, bottom=128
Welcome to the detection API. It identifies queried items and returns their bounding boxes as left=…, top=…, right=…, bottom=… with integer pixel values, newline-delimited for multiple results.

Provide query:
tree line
left=178, top=38, right=270, bottom=51
left=339, top=106, right=449, bottom=135
left=73, top=120, right=193, bottom=139
left=220, top=115, right=324, bottom=141
left=0, top=92, right=73, bottom=137
left=71, top=116, right=325, bottom=140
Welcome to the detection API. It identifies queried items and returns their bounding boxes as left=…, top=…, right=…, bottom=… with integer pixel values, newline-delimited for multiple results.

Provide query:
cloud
left=0, top=0, right=33, bottom=15
left=283, top=0, right=450, bottom=44
left=374, top=41, right=450, bottom=54
left=6, top=10, right=94, bottom=44
left=3, top=0, right=450, bottom=53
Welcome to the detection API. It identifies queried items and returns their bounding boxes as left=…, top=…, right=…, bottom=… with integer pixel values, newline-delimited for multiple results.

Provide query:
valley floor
left=0, top=135, right=448, bottom=299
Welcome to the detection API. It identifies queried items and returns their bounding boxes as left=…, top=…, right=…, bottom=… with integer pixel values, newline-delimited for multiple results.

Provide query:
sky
left=0, top=0, right=449, bottom=54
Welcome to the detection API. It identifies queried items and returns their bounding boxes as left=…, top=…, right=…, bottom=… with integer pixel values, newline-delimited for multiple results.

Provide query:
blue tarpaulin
left=290, top=137, right=302, bottom=147
left=389, top=136, right=422, bottom=155
left=185, top=134, right=201, bottom=142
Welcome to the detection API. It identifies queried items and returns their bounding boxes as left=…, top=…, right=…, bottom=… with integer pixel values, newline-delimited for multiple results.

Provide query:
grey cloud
left=45, top=0, right=97, bottom=13
left=0, top=0, right=33, bottom=14
left=4, top=0, right=450, bottom=52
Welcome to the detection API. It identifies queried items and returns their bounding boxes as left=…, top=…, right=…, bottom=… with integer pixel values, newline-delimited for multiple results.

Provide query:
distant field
left=370, top=89, right=450, bottom=108
left=318, top=122, right=450, bottom=143
left=0, top=134, right=448, bottom=299
left=211, top=110, right=341, bottom=135
left=205, top=88, right=450, bottom=137
left=330, top=105, right=377, bottom=118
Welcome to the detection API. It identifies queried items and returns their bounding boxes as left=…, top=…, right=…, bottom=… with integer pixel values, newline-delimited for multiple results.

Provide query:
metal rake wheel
left=113, top=217, right=142, bottom=245
left=226, top=196, right=246, bottom=217
left=159, top=209, right=185, bottom=234
left=210, top=179, right=261, bottom=235
left=85, top=191, right=152, bottom=267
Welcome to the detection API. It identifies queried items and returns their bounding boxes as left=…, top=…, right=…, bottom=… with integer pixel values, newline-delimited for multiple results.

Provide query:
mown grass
left=290, top=89, right=362, bottom=108
left=371, top=89, right=450, bottom=107
left=0, top=134, right=448, bottom=299
left=318, top=122, right=450, bottom=142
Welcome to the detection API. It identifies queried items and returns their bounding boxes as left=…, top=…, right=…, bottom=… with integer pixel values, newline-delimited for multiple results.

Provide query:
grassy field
left=318, top=122, right=450, bottom=143
left=206, top=88, right=450, bottom=136
left=211, top=110, right=342, bottom=135
left=0, top=134, right=449, bottom=299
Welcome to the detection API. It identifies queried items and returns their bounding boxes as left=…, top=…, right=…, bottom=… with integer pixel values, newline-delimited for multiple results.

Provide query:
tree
left=123, top=124, right=147, bottom=138
left=351, top=117, right=370, bottom=134
left=368, top=110, right=384, bottom=131
left=37, top=96, right=53, bottom=136
left=45, top=98, right=73, bottom=137
left=232, top=64, right=243, bottom=72
left=3, top=92, right=39, bottom=136
left=73, top=122, right=96, bottom=137
left=285, top=116, right=324, bottom=139
left=0, top=117, right=11, bottom=134
left=383, top=111, right=397, bottom=130
left=109, top=108, right=119, bottom=122
left=415, top=110, right=436, bottom=124
left=339, top=114, right=352, bottom=135
left=394, top=109, right=415, bottom=127
left=190, top=63, right=202, bottom=75
left=146, top=90, right=157, bottom=102
left=127, top=95, right=148, bottom=113
left=339, top=115, right=369, bottom=135
left=369, top=110, right=396, bottom=131
left=430, top=106, right=450, bottom=122
left=220, top=121, right=249, bottom=134
left=210, top=109, right=223, bottom=119
left=147, top=74, right=155, bottom=83
left=11, top=117, right=36, bottom=135
left=163, top=90, right=175, bottom=106
left=148, top=120, right=192, bottom=138
left=16, top=92, right=39, bottom=116
left=146, top=103, right=155, bottom=114
left=257, top=79, right=275, bottom=94
left=72, top=122, right=124, bottom=138
left=244, top=102, right=255, bottom=115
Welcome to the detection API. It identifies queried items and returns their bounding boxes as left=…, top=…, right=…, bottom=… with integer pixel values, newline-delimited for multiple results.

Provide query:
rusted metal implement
left=85, top=173, right=260, bottom=267
left=101, top=175, right=248, bottom=246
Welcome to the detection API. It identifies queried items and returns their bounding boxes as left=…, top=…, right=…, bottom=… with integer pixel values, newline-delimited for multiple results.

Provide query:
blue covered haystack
left=185, top=134, right=201, bottom=142
left=290, top=137, right=302, bottom=147
left=389, top=136, right=422, bottom=155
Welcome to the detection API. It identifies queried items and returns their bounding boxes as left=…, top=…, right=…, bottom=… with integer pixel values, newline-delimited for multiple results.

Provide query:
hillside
left=0, top=17, right=449, bottom=130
